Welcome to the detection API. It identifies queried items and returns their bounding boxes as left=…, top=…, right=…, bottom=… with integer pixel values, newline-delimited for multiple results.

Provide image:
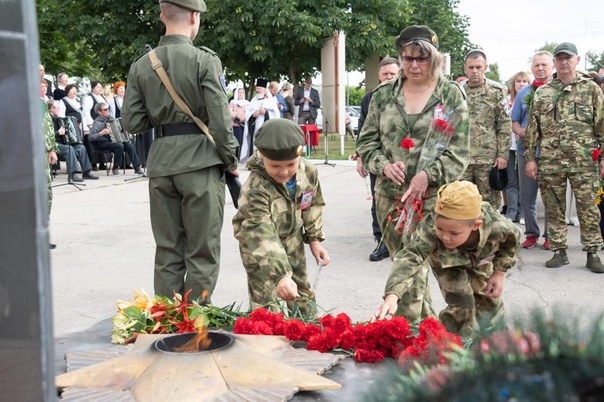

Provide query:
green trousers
left=149, top=166, right=225, bottom=301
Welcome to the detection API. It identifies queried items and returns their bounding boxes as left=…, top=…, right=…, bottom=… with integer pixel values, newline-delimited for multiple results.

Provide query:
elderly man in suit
left=295, top=77, right=321, bottom=125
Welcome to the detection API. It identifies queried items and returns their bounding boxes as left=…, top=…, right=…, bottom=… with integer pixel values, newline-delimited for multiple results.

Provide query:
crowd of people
left=41, top=0, right=604, bottom=338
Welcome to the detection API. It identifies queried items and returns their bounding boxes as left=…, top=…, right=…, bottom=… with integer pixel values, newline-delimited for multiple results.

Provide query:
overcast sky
left=457, top=0, right=604, bottom=80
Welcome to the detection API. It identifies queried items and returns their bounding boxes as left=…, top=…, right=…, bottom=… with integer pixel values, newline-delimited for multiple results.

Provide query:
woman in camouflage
left=357, top=25, right=470, bottom=321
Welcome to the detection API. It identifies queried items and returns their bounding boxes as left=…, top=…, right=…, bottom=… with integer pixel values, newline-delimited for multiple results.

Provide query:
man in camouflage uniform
left=372, top=181, right=522, bottom=336
left=42, top=99, right=58, bottom=215
left=461, top=50, right=511, bottom=210
left=233, top=120, right=329, bottom=316
left=122, top=0, right=239, bottom=300
left=525, top=42, right=604, bottom=273
left=357, top=25, right=470, bottom=321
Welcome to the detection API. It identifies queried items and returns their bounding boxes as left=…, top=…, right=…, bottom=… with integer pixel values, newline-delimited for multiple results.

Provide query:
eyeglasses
left=402, top=56, right=430, bottom=65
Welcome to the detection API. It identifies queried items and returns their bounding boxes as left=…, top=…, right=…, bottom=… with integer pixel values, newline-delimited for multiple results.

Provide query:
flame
left=173, top=290, right=212, bottom=353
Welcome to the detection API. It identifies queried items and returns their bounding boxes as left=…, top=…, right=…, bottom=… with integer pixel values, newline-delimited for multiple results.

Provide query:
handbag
left=148, top=49, right=241, bottom=208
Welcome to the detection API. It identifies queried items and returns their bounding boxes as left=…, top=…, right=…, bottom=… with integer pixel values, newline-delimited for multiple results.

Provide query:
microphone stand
left=316, top=108, right=335, bottom=167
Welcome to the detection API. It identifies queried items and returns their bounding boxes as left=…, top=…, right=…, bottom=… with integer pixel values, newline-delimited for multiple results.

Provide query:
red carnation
left=400, top=137, right=415, bottom=150
left=433, top=118, right=454, bottom=136
left=592, top=148, right=601, bottom=162
left=532, top=81, right=545, bottom=88
left=355, top=348, right=386, bottom=363
left=283, top=320, right=306, bottom=341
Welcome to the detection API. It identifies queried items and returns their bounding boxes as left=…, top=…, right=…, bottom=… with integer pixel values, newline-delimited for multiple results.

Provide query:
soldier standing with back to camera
left=525, top=42, right=604, bottom=273
left=122, top=0, right=239, bottom=300
left=460, top=49, right=511, bottom=211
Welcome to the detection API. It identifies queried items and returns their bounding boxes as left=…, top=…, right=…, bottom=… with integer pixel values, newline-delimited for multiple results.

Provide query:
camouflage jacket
left=232, top=155, right=325, bottom=284
left=461, top=79, right=511, bottom=164
left=525, top=72, right=604, bottom=173
left=385, top=203, right=522, bottom=299
left=42, top=99, right=58, bottom=153
left=356, top=75, right=470, bottom=200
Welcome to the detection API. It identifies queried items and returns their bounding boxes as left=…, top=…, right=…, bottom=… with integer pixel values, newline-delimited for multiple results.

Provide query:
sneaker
left=521, top=236, right=538, bottom=249
left=543, top=239, right=550, bottom=250
left=586, top=252, right=604, bottom=273
left=112, top=168, right=120, bottom=176
left=369, top=242, right=390, bottom=262
left=545, top=250, right=569, bottom=268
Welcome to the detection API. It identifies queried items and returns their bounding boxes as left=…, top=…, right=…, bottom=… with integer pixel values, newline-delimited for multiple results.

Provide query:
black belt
left=155, top=123, right=202, bottom=138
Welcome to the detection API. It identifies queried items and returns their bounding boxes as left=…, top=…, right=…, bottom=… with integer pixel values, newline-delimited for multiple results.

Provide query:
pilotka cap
left=255, top=120, right=304, bottom=161
left=159, top=0, right=207, bottom=12
left=435, top=181, right=482, bottom=220
left=395, top=25, right=439, bottom=52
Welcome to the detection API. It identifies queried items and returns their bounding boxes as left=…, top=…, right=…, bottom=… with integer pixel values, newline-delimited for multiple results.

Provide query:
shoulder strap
left=148, top=49, right=215, bottom=144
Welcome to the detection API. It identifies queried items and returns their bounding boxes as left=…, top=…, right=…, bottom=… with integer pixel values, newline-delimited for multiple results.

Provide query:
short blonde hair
left=399, top=40, right=443, bottom=80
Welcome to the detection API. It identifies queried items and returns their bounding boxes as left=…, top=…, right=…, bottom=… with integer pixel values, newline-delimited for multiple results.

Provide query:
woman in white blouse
left=81, top=80, right=108, bottom=133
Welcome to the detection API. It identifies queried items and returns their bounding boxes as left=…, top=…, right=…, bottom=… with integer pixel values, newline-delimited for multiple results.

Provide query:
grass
left=304, top=134, right=358, bottom=161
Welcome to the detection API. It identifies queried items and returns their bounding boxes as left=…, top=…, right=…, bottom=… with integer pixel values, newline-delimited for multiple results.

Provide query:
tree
left=37, top=0, right=472, bottom=87
left=586, top=50, right=604, bottom=72
left=485, top=63, right=501, bottom=83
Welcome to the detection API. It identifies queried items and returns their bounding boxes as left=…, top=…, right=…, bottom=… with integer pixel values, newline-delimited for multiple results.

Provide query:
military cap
left=158, top=0, right=207, bottom=13
left=255, top=119, right=304, bottom=161
left=465, top=48, right=487, bottom=62
left=395, top=25, right=438, bottom=52
left=255, top=78, right=269, bottom=88
left=553, top=42, right=578, bottom=57
left=436, top=181, right=482, bottom=220
left=489, top=167, right=508, bottom=191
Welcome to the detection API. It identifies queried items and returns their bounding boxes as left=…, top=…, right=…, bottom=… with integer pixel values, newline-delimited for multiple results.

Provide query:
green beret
left=159, top=0, right=207, bottom=12
left=395, top=25, right=438, bottom=52
left=255, top=120, right=305, bottom=161
left=554, top=42, right=578, bottom=57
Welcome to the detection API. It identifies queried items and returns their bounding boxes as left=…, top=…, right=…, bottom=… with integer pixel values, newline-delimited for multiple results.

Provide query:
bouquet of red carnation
left=394, top=105, right=460, bottom=235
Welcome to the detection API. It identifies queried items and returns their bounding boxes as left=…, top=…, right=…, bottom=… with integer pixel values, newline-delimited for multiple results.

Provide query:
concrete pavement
left=49, top=161, right=604, bottom=374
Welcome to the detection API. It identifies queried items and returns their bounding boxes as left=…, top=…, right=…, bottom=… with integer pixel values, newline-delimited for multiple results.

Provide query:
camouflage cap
left=255, top=119, right=304, bottom=161
left=158, top=0, right=207, bottom=12
left=435, top=181, right=482, bottom=220
left=395, top=25, right=438, bottom=52
left=553, top=42, right=578, bottom=57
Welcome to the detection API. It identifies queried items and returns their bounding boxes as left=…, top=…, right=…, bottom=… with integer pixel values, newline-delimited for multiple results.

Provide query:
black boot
left=369, top=242, right=390, bottom=262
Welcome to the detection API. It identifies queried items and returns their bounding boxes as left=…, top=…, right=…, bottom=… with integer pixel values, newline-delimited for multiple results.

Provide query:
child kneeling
left=373, top=181, right=521, bottom=336
left=233, top=119, right=330, bottom=316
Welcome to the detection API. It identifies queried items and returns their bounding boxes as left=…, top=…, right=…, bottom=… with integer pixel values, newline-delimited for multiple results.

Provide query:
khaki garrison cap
left=255, top=120, right=305, bottom=161
left=159, top=0, right=207, bottom=12
left=435, top=181, right=482, bottom=220
left=395, top=25, right=439, bottom=52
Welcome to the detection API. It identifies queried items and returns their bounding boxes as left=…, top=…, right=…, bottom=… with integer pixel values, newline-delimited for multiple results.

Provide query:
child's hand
left=276, top=277, right=299, bottom=301
left=369, top=294, right=398, bottom=323
left=309, top=242, right=330, bottom=266
left=486, top=271, right=505, bottom=298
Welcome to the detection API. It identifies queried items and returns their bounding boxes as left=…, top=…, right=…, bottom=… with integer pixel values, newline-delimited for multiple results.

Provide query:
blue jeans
left=505, top=150, right=522, bottom=221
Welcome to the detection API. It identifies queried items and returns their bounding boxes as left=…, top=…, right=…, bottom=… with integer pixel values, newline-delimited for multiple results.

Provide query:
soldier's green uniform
left=42, top=99, right=58, bottom=214
left=122, top=0, right=238, bottom=300
left=232, top=120, right=326, bottom=316
left=460, top=79, right=511, bottom=210
left=385, top=199, right=522, bottom=336
left=525, top=71, right=604, bottom=253
left=356, top=75, right=470, bottom=321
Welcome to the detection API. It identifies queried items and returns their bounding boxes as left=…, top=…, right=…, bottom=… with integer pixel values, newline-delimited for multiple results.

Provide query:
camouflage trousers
left=46, top=163, right=52, bottom=215
left=432, top=262, right=505, bottom=337
left=375, top=193, right=436, bottom=321
left=461, top=163, right=502, bottom=210
left=538, top=170, right=603, bottom=252
left=245, top=245, right=316, bottom=318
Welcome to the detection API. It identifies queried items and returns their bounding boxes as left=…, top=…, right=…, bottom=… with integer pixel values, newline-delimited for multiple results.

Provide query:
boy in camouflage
left=372, top=181, right=522, bottom=336
left=233, top=119, right=330, bottom=316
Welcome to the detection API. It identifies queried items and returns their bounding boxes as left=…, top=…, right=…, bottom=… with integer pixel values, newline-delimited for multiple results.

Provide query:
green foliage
left=485, top=63, right=501, bottom=83
left=37, top=0, right=472, bottom=87
left=587, top=50, right=604, bottom=72
left=536, top=41, right=558, bottom=55
left=347, top=86, right=365, bottom=106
